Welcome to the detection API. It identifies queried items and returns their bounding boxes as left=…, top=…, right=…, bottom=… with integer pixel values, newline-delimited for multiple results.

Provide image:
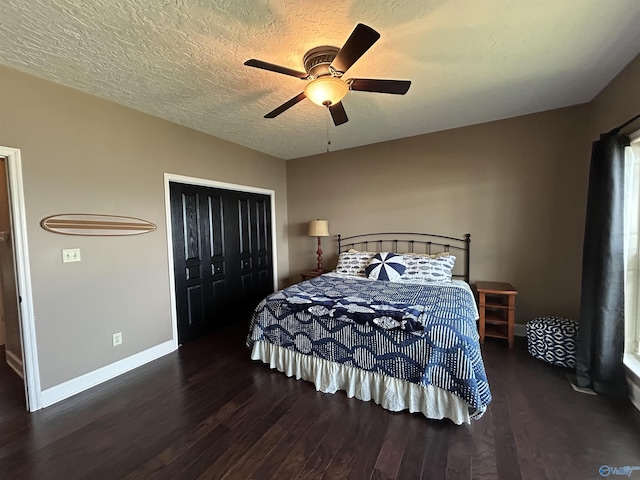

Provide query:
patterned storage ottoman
left=526, top=316, right=579, bottom=368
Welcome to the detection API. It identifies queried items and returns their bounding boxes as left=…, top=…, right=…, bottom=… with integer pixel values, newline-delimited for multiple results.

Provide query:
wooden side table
left=476, top=281, right=518, bottom=348
left=300, top=270, right=326, bottom=281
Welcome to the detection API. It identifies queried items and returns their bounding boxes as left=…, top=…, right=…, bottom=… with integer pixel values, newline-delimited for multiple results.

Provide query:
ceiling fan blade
left=264, top=92, right=307, bottom=118
left=244, top=59, right=308, bottom=79
left=330, top=24, right=380, bottom=74
left=329, top=102, right=349, bottom=126
left=349, top=78, right=411, bottom=95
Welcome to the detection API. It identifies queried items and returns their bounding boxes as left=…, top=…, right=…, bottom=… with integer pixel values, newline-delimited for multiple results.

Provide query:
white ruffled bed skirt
left=251, top=340, right=475, bottom=425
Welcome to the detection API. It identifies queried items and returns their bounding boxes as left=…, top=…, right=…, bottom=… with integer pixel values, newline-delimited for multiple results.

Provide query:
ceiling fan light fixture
left=304, top=76, right=349, bottom=107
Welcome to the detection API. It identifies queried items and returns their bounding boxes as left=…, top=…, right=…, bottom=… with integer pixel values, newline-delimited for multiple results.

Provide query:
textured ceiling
left=1, top=1, right=640, bottom=160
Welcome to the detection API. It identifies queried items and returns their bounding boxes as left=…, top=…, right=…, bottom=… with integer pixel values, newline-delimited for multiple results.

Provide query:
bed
left=246, top=232, right=491, bottom=424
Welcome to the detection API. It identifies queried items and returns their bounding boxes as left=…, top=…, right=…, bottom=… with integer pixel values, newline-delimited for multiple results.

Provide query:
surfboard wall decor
left=41, top=214, right=157, bottom=236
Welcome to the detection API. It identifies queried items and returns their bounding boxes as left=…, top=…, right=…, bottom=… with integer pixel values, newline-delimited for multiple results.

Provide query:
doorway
left=0, top=157, right=23, bottom=372
left=0, top=146, right=40, bottom=411
left=0, top=156, right=25, bottom=408
left=164, top=174, right=278, bottom=345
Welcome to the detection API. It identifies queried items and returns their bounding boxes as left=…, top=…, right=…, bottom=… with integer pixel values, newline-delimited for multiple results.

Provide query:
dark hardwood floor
left=1, top=327, right=640, bottom=479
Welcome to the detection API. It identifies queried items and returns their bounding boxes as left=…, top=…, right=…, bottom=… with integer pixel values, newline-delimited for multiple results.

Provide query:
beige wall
left=0, top=65, right=289, bottom=389
left=588, top=53, right=640, bottom=136
left=287, top=106, right=592, bottom=324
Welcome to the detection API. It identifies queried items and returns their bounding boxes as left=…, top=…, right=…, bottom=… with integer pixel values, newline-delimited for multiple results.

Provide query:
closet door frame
left=163, top=173, right=277, bottom=346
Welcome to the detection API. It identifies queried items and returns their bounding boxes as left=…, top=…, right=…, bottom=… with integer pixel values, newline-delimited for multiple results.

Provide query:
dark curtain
left=575, top=132, right=630, bottom=397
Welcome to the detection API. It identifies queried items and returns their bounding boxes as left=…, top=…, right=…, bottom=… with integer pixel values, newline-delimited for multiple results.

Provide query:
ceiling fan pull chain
left=326, top=109, right=331, bottom=153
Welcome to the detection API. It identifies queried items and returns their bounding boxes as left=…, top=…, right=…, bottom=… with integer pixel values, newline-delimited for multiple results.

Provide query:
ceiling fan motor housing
left=303, top=46, right=340, bottom=77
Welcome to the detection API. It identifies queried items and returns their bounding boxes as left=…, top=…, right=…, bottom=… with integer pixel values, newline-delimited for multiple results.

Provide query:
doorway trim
left=163, top=173, right=278, bottom=345
left=0, top=146, right=41, bottom=411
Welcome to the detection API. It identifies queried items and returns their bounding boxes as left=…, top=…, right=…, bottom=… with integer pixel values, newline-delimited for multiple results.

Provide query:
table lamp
left=308, top=219, right=329, bottom=271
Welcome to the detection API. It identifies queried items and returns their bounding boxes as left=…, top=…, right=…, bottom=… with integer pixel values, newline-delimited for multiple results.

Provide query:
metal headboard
left=337, top=232, right=471, bottom=283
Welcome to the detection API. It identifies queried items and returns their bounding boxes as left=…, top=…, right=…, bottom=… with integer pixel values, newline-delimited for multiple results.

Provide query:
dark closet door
left=170, top=182, right=273, bottom=343
left=226, top=190, right=274, bottom=318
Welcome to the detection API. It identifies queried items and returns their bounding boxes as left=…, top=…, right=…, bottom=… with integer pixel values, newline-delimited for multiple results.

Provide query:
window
left=625, top=132, right=640, bottom=359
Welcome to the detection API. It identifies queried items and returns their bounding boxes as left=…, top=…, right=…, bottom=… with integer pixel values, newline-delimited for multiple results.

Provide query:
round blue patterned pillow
left=365, top=252, right=406, bottom=281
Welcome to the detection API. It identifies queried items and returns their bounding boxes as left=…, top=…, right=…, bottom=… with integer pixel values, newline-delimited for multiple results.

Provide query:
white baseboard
left=5, top=349, right=24, bottom=378
left=40, top=340, right=176, bottom=408
left=624, top=354, right=640, bottom=413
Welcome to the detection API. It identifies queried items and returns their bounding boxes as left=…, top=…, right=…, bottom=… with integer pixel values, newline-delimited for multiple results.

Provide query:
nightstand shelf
left=476, top=281, right=517, bottom=348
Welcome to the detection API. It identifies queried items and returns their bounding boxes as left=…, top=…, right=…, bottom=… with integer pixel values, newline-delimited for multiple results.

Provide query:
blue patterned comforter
left=247, top=274, right=491, bottom=414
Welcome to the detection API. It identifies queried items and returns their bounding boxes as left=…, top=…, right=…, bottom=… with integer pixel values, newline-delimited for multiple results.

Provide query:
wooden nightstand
left=300, top=270, right=326, bottom=281
left=476, top=281, right=518, bottom=348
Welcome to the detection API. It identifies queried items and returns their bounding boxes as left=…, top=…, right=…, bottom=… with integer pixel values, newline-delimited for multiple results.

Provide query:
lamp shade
left=304, top=76, right=349, bottom=106
left=308, top=219, right=329, bottom=237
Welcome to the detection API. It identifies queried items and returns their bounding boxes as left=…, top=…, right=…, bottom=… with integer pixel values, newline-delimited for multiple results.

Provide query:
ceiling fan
left=244, top=23, right=411, bottom=126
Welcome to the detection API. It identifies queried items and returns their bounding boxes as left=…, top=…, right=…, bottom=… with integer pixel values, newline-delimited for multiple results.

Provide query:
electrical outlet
left=112, top=332, right=122, bottom=346
left=62, top=248, right=81, bottom=263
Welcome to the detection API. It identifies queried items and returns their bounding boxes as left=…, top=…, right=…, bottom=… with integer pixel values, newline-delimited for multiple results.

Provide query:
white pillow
left=399, top=253, right=456, bottom=283
left=335, top=250, right=375, bottom=277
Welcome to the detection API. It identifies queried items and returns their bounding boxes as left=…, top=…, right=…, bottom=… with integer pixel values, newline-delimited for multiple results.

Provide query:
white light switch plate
left=62, top=248, right=81, bottom=263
